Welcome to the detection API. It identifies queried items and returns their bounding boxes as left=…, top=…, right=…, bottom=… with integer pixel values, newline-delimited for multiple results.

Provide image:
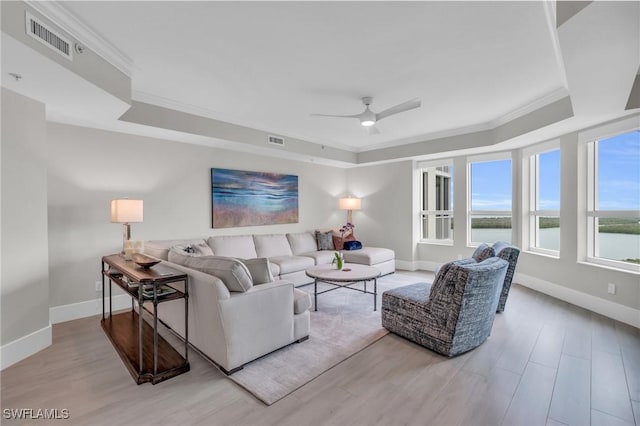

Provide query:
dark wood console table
left=101, top=254, right=189, bottom=384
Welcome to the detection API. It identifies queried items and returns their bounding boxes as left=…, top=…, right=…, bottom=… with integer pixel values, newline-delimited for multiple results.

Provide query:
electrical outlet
left=607, top=283, right=616, bottom=295
left=95, top=281, right=102, bottom=292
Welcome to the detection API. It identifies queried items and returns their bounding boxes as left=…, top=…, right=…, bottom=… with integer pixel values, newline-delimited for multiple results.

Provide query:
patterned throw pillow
left=472, top=243, right=495, bottom=262
left=315, top=230, right=335, bottom=251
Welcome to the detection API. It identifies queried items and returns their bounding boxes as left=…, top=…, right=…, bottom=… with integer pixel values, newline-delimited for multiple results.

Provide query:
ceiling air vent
left=25, top=12, right=73, bottom=60
left=268, top=135, right=285, bottom=147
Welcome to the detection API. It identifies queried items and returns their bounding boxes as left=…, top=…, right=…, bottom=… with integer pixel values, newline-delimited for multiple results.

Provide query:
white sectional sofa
left=146, top=232, right=395, bottom=286
left=143, top=232, right=395, bottom=374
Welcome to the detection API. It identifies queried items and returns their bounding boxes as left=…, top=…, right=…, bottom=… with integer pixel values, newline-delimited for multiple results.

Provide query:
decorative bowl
left=131, top=253, right=160, bottom=269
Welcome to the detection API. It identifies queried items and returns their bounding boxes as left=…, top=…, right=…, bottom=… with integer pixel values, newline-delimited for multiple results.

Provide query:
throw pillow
left=332, top=233, right=356, bottom=251
left=315, top=230, right=335, bottom=251
left=177, top=255, right=253, bottom=292
left=472, top=243, right=495, bottom=262
left=192, top=242, right=214, bottom=256
left=240, top=258, right=274, bottom=285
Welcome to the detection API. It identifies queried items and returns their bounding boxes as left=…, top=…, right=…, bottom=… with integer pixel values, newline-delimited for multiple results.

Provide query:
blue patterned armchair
left=491, top=242, right=520, bottom=313
left=433, top=241, right=520, bottom=313
left=382, top=257, right=508, bottom=357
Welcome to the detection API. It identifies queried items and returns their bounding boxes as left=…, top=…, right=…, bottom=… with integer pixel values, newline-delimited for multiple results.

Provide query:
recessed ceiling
left=58, top=1, right=567, bottom=151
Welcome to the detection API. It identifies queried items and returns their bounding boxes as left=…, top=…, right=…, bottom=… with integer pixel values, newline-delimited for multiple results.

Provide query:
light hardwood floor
left=2, top=271, right=639, bottom=426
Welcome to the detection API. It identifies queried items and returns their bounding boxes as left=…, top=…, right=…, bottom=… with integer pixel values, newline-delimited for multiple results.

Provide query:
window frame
left=524, top=140, right=561, bottom=257
left=467, top=152, right=513, bottom=247
left=418, top=159, right=454, bottom=245
left=585, top=134, right=640, bottom=273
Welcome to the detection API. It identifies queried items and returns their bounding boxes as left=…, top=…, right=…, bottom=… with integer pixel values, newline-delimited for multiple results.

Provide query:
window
left=529, top=147, right=560, bottom=254
left=420, top=163, right=454, bottom=243
left=469, top=156, right=512, bottom=244
left=587, top=129, right=640, bottom=270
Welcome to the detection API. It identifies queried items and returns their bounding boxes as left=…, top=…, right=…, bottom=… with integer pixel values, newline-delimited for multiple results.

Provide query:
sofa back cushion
left=253, top=234, right=293, bottom=257
left=239, top=258, right=274, bottom=285
left=171, top=253, right=253, bottom=292
left=207, top=235, right=257, bottom=259
left=287, top=232, right=318, bottom=254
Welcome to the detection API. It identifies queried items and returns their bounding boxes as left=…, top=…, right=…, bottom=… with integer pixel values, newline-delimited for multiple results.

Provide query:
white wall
left=1, top=89, right=50, bottom=345
left=46, top=123, right=347, bottom=308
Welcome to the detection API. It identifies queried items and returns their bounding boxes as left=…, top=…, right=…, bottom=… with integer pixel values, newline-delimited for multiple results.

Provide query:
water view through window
left=592, top=131, right=640, bottom=264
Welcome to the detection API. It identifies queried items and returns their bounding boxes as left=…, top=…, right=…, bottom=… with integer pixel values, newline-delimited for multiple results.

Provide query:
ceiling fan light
left=361, top=120, right=375, bottom=127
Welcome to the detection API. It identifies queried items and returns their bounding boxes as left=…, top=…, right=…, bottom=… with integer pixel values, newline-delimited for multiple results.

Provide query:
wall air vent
left=268, top=135, right=285, bottom=146
left=25, top=12, right=73, bottom=60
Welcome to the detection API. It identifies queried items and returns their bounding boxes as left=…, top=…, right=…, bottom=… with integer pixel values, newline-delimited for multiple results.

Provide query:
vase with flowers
left=332, top=251, right=344, bottom=270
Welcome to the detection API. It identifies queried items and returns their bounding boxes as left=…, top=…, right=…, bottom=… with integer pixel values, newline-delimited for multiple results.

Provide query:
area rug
left=228, top=272, right=423, bottom=405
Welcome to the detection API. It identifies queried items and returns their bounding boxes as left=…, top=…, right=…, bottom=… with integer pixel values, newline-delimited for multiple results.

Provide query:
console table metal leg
left=138, top=288, right=143, bottom=375
left=154, top=297, right=158, bottom=378
left=314, top=279, right=318, bottom=311
left=109, top=278, right=112, bottom=318
left=185, top=278, right=189, bottom=363
left=374, top=278, right=377, bottom=311
left=101, top=261, right=105, bottom=320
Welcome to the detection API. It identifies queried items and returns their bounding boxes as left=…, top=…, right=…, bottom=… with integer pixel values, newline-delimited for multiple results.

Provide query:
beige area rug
left=228, top=272, right=424, bottom=405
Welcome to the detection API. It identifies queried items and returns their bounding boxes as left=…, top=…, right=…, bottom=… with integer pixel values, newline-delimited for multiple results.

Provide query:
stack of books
left=141, top=285, right=177, bottom=299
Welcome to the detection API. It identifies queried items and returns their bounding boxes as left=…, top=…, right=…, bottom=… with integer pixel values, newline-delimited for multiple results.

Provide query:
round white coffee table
left=305, top=263, right=381, bottom=311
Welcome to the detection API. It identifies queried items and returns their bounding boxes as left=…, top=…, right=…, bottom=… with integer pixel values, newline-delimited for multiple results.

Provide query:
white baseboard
left=1, top=325, right=52, bottom=370
left=50, top=294, right=131, bottom=324
left=515, top=272, right=640, bottom=329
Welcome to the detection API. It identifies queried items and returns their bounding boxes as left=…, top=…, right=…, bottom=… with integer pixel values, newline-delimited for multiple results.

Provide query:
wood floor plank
left=548, top=354, right=591, bottom=426
left=592, top=349, right=635, bottom=423
left=530, top=323, right=565, bottom=369
left=501, top=361, right=557, bottom=426
left=591, top=409, right=636, bottom=426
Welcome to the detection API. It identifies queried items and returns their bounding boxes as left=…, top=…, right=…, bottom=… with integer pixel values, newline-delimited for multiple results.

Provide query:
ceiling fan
left=311, top=97, right=421, bottom=134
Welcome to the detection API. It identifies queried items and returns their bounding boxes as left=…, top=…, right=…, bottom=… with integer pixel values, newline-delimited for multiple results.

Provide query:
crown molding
left=489, top=86, right=570, bottom=128
left=24, top=1, right=133, bottom=77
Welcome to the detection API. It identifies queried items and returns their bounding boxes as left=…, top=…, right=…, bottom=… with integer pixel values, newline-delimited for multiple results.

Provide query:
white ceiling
left=58, top=1, right=567, bottom=151
left=2, top=1, right=638, bottom=163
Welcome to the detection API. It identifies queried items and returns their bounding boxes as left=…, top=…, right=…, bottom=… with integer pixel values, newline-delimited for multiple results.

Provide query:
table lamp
left=339, top=197, right=361, bottom=224
left=111, top=199, right=143, bottom=256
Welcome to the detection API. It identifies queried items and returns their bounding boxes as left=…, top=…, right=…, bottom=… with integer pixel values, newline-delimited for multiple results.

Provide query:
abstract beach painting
left=211, top=168, right=299, bottom=228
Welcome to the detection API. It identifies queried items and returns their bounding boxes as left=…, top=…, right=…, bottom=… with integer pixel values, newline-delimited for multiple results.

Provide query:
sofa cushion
left=173, top=242, right=214, bottom=256
left=268, top=255, right=315, bottom=275
left=287, top=232, right=318, bottom=255
left=314, top=230, right=335, bottom=251
left=239, top=258, right=274, bottom=285
left=472, top=243, right=495, bottom=262
left=174, top=255, right=253, bottom=292
left=253, top=234, right=293, bottom=257
left=207, top=235, right=257, bottom=259
left=300, top=250, right=336, bottom=265
left=293, top=289, right=312, bottom=314
left=342, top=247, right=394, bottom=265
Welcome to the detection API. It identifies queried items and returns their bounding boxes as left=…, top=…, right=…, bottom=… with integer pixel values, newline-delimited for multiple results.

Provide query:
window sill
left=418, top=240, right=454, bottom=247
left=524, top=249, right=559, bottom=259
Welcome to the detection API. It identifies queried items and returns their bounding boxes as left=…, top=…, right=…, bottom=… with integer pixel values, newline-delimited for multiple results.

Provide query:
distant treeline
left=471, top=217, right=640, bottom=234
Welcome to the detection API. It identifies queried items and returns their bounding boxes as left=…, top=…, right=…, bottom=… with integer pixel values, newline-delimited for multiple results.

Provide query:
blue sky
left=598, top=131, right=640, bottom=210
left=470, top=130, right=639, bottom=211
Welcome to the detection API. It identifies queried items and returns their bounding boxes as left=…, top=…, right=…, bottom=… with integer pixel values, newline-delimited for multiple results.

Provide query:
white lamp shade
left=111, top=199, right=143, bottom=223
left=339, top=197, right=361, bottom=210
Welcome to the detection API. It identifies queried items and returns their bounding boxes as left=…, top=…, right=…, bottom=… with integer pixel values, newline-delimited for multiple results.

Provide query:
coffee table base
left=312, top=277, right=378, bottom=311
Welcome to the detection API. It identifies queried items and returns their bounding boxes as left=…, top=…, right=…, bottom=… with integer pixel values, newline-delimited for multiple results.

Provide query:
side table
left=101, top=254, right=190, bottom=384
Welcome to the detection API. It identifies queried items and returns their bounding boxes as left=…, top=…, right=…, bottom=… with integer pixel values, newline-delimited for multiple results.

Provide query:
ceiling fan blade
left=375, top=98, right=421, bottom=121
left=310, top=113, right=364, bottom=119
left=366, top=125, right=380, bottom=135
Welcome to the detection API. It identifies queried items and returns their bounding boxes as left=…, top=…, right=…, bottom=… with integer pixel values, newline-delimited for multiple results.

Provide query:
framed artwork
left=211, top=168, right=299, bottom=228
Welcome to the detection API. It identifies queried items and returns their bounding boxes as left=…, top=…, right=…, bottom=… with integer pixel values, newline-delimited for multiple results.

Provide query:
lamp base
left=121, top=223, right=131, bottom=257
